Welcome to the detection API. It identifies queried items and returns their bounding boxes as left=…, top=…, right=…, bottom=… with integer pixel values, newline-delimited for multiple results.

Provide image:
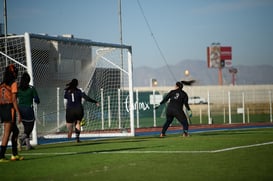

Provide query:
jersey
left=0, top=82, right=17, bottom=123
left=17, top=86, right=39, bottom=121
left=0, top=82, right=17, bottom=104
left=160, top=88, right=190, bottom=111
left=17, top=86, right=40, bottom=106
left=64, top=88, right=97, bottom=109
left=64, top=88, right=85, bottom=109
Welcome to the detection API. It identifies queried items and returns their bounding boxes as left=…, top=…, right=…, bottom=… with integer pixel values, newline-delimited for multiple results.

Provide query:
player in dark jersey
left=64, top=79, right=99, bottom=142
left=17, top=72, right=40, bottom=150
left=0, top=64, right=23, bottom=162
left=156, top=81, right=192, bottom=138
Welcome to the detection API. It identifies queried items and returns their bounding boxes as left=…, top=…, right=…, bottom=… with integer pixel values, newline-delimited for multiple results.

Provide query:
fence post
left=118, top=89, right=121, bottom=128
left=57, top=87, right=60, bottom=132
left=153, top=90, right=156, bottom=127
left=199, top=108, right=202, bottom=124
left=108, top=96, right=111, bottom=128
left=269, top=91, right=272, bottom=123
left=223, top=108, right=226, bottom=123
left=207, top=91, right=212, bottom=124
left=136, top=89, right=140, bottom=128
left=242, top=92, right=245, bottom=124
left=228, top=91, right=232, bottom=124
left=100, top=88, right=104, bottom=130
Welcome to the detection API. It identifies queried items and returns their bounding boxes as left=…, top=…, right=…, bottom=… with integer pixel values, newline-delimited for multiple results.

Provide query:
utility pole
left=4, top=0, right=8, bottom=65
left=118, top=0, right=124, bottom=126
left=118, top=0, right=124, bottom=71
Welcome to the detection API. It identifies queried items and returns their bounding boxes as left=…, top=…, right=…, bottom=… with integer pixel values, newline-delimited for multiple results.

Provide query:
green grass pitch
left=1, top=128, right=273, bottom=181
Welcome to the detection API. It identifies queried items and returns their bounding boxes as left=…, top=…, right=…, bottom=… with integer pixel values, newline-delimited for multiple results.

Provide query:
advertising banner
left=207, top=46, right=232, bottom=68
left=207, top=45, right=221, bottom=68
left=220, top=46, right=232, bottom=60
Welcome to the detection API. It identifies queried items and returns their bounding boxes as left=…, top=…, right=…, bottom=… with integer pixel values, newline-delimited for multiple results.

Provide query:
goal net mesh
left=0, top=33, right=134, bottom=142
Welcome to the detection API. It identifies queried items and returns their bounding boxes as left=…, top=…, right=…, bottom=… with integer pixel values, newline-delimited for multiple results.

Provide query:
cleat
left=160, top=133, right=166, bottom=138
left=0, top=157, right=10, bottom=163
left=10, top=155, right=24, bottom=161
left=182, top=132, right=190, bottom=137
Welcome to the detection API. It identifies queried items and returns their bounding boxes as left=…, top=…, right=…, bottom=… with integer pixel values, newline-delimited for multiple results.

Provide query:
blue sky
left=1, top=0, right=273, bottom=68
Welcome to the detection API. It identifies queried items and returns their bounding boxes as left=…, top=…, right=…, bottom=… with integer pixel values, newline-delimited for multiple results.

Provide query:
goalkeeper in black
left=156, top=81, right=192, bottom=137
left=64, top=79, right=99, bottom=142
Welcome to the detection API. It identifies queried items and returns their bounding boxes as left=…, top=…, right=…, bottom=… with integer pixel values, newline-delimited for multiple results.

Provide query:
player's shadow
left=36, top=137, right=152, bottom=150
left=21, top=146, right=159, bottom=161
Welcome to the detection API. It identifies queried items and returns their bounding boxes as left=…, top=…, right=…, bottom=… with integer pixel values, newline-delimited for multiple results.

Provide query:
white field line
left=210, top=141, right=273, bottom=153
left=99, top=141, right=273, bottom=154
left=13, top=141, right=273, bottom=156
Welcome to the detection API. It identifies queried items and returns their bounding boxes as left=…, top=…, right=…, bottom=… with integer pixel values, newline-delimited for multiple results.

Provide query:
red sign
left=220, top=47, right=232, bottom=60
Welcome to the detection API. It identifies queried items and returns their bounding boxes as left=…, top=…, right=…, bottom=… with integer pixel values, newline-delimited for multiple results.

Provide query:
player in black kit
left=156, top=81, right=192, bottom=137
left=64, top=79, right=99, bottom=142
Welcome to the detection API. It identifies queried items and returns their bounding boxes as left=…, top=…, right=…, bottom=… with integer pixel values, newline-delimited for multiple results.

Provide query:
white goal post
left=0, top=33, right=134, bottom=145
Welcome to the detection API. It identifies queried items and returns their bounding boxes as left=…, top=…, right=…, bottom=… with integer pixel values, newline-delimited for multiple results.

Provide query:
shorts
left=0, top=103, right=13, bottom=123
left=66, top=106, right=84, bottom=123
left=19, top=105, right=35, bottom=122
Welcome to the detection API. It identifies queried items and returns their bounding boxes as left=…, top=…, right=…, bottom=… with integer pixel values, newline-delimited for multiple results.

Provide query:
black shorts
left=19, top=105, right=35, bottom=121
left=66, top=106, right=84, bottom=123
left=0, top=103, right=13, bottom=123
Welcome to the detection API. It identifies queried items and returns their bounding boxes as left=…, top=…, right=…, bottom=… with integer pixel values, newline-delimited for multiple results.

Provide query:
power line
left=136, top=0, right=176, bottom=81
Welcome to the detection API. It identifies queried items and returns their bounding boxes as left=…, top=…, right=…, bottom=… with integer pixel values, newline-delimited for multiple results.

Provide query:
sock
left=21, top=133, right=27, bottom=144
left=0, top=145, right=7, bottom=158
left=25, top=138, right=32, bottom=150
left=11, top=137, right=18, bottom=156
left=75, top=128, right=80, bottom=141
left=12, top=145, right=18, bottom=156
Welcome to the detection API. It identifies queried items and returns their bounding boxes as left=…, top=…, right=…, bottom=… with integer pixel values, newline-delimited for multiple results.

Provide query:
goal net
left=0, top=33, right=134, bottom=145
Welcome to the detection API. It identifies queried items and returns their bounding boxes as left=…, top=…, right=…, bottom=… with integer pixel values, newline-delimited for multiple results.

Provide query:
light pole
left=229, top=67, right=238, bottom=85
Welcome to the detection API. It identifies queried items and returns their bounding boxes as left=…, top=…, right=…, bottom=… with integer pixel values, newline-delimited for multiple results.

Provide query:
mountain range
left=133, top=60, right=273, bottom=86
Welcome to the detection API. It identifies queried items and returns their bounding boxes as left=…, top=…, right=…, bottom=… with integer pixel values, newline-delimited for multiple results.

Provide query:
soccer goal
left=0, top=33, right=134, bottom=145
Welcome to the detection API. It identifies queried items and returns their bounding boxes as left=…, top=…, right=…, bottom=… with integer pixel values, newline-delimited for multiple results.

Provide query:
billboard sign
left=207, top=45, right=232, bottom=68
left=225, top=60, right=232, bottom=68
left=207, top=45, right=221, bottom=68
left=220, top=46, right=232, bottom=60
